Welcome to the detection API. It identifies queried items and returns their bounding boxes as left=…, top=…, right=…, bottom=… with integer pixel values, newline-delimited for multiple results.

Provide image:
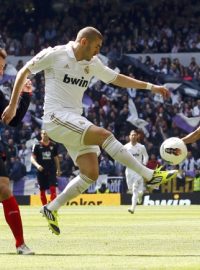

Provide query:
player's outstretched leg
left=102, top=134, right=178, bottom=187
left=40, top=205, right=60, bottom=235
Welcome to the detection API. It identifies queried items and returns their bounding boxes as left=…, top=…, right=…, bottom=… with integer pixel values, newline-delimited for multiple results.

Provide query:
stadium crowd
left=1, top=0, right=200, bottom=188
left=1, top=0, right=200, bottom=56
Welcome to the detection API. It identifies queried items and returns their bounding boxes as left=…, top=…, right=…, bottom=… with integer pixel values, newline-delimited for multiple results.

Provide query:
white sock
left=102, top=135, right=153, bottom=180
left=47, top=174, right=93, bottom=211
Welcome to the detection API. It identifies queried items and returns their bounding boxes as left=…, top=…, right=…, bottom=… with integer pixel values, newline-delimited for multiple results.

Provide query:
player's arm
left=53, top=143, right=61, bottom=176
left=1, top=66, right=31, bottom=124
left=94, top=58, right=170, bottom=100
left=54, top=155, right=61, bottom=176
left=182, top=126, right=200, bottom=144
left=9, top=79, right=32, bottom=127
left=31, top=154, right=44, bottom=172
left=31, top=145, right=44, bottom=171
left=2, top=47, right=54, bottom=125
left=142, top=146, right=149, bottom=165
left=112, top=74, right=170, bottom=99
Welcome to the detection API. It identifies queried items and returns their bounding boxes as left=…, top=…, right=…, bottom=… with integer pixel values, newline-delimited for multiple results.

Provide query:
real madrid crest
left=84, top=66, right=89, bottom=74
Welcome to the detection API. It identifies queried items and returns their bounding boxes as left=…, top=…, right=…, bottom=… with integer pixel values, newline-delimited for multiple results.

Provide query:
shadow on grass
left=0, top=253, right=200, bottom=257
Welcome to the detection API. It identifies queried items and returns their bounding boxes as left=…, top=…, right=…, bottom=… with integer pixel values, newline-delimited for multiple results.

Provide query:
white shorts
left=125, top=169, right=144, bottom=193
left=43, top=111, right=100, bottom=165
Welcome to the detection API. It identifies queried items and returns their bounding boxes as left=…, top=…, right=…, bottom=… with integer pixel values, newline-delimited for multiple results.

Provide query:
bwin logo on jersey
left=63, top=74, right=89, bottom=87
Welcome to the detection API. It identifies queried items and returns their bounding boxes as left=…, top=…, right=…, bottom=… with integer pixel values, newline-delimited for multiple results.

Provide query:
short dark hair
left=76, top=26, right=103, bottom=42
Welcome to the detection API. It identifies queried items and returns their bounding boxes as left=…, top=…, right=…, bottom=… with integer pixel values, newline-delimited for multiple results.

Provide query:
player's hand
left=151, top=85, right=170, bottom=99
left=56, top=170, right=61, bottom=176
left=22, top=79, right=32, bottom=94
left=37, top=165, right=44, bottom=172
left=1, top=105, right=16, bottom=124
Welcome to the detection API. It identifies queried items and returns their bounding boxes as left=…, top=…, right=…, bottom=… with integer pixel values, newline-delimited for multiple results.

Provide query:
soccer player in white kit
left=2, top=26, right=178, bottom=235
left=124, top=130, right=149, bottom=214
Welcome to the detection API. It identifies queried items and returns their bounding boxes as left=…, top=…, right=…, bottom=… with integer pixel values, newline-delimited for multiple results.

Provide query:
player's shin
left=40, top=190, right=47, bottom=205
left=131, top=185, right=138, bottom=211
left=2, top=196, right=24, bottom=247
left=50, top=185, right=57, bottom=201
left=47, top=174, right=94, bottom=211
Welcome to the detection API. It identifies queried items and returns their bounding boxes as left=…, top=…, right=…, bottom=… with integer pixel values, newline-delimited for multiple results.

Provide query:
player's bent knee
left=80, top=170, right=99, bottom=181
left=86, top=172, right=99, bottom=181
left=100, top=129, right=112, bottom=142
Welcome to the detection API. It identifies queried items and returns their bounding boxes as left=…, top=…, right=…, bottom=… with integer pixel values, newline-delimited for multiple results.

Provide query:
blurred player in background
left=0, top=48, right=34, bottom=254
left=2, top=26, right=178, bottom=235
left=124, top=130, right=149, bottom=214
left=31, top=129, right=61, bottom=205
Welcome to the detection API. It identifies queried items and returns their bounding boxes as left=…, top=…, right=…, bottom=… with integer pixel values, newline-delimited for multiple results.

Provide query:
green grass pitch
left=0, top=205, right=200, bottom=270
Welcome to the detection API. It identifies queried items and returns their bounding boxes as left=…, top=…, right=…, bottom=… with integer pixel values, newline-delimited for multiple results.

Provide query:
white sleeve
left=25, top=47, right=54, bottom=74
left=142, top=146, right=149, bottom=165
left=92, top=57, right=119, bottom=84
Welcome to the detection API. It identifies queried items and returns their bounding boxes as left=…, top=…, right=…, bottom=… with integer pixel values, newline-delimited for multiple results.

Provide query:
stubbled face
left=83, top=37, right=102, bottom=61
left=0, top=56, right=6, bottom=75
left=129, top=131, right=138, bottom=145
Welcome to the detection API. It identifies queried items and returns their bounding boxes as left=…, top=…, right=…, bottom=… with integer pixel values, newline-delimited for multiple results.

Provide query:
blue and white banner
left=127, top=98, right=149, bottom=136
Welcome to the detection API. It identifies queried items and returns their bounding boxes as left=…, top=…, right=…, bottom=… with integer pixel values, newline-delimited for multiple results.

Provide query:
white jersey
left=124, top=142, right=149, bottom=178
left=25, top=41, right=118, bottom=118
left=124, top=142, right=148, bottom=211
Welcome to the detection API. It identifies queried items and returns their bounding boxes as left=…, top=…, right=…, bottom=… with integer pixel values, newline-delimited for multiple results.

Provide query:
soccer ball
left=160, top=137, right=188, bottom=165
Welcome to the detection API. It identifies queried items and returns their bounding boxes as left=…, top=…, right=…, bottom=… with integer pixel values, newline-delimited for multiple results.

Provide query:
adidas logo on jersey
left=63, top=74, right=89, bottom=87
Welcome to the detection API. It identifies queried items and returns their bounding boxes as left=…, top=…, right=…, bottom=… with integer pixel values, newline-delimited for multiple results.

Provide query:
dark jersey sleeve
left=0, top=91, right=31, bottom=127
left=0, top=91, right=8, bottom=116
left=32, top=143, right=39, bottom=156
left=52, top=142, right=58, bottom=157
left=9, top=92, right=31, bottom=127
